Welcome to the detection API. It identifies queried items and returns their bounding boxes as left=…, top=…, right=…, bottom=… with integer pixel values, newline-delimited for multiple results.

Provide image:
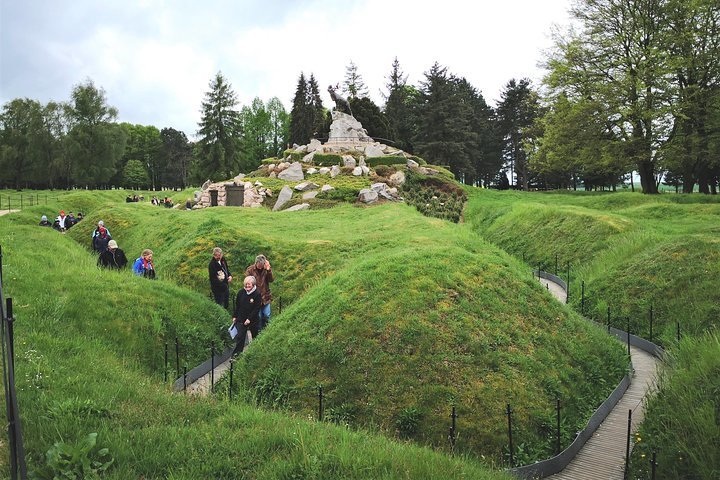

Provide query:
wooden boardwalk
left=539, top=277, right=660, bottom=480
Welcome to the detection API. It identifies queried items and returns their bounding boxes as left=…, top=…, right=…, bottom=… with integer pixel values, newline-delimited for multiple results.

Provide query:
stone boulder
left=278, top=162, right=304, bottom=181
left=389, top=170, right=406, bottom=186
left=330, top=165, right=341, bottom=178
left=302, top=191, right=319, bottom=200
left=365, top=144, right=384, bottom=158
left=407, top=159, right=419, bottom=168
left=294, top=181, right=319, bottom=192
left=358, top=189, right=378, bottom=204
left=272, top=186, right=293, bottom=211
left=307, top=138, right=322, bottom=153
left=352, top=166, right=363, bottom=176
left=302, top=151, right=316, bottom=163
left=318, top=167, right=330, bottom=175
left=285, top=203, right=310, bottom=211
left=321, top=184, right=334, bottom=192
left=343, top=155, right=356, bottom=168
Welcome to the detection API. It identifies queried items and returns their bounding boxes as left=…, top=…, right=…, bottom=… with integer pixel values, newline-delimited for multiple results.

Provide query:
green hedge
left=365, top=156, right=407, bottom=167
left=313, top=153, right=343, bottom=166
left=282, top=150, right=304, bottom=162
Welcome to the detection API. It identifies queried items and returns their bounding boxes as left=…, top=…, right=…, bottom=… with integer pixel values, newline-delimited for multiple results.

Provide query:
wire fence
left=0, top=193, right=57, bottom=212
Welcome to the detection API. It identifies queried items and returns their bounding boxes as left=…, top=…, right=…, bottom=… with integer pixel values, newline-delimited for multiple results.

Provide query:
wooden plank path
left=539, top=277, right=660, bottom=480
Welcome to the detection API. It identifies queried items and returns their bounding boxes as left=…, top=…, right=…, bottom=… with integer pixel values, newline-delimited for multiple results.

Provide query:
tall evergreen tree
left=496, top=78, right=541, bottom=190
left=343, top=60, right=369, bottom=99
left=383, top=57, right=417, bottom=152
left=159, top=127, right=192, bottom=188
left=266, top=97, right=289, bottom=157
left=196, top=71, right=242, bottom=180
left=413, top=63, right=477, bottom=180
left=307, top=74, right=327, bottom=138
left=289, top=72, right=310, bottom=146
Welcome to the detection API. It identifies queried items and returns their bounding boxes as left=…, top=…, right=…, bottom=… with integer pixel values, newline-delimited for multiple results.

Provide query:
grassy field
left=0, top=188, right=627, bottom=478
left=465, top=188, right=720, bottom=479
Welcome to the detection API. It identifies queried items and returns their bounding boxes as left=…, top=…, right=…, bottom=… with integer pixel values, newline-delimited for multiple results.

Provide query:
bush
left=31, top=432, right=114, bottom=479
left=282, top=150, right=304, bottom=163
left=316, top=187, right=359, bottom=203
left=365, top=156, right=406, bottom=167
left=313, top=153, right=343, bottom=166
left=373, top=165, right=398, bottom=178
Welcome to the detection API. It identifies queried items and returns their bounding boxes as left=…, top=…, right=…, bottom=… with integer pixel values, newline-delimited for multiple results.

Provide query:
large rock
left=330, top=165, right=341, bottom=178
left=302, top=190, right=319, bottom=199
left=352, top=166, right=363, bottom=176
left=302, top=151, right=316, bottom=163
left=294, top=181, right=319, bottom=191
left=407, top=159, right=419, bottom=168
left=233, top=174, right=246, bottom=185
left=321, top=184, right=334, bottom=192
left=278, top=162, right=304, bottom=181
left=358, top=189, right=378, bottom=204
left=307, top=167, right=318, bottom=175
left=365, top=144, right=385, bottom=158
left=327, top=111, right=373, bottom=142
left=244, top=187, right=264, bottom=207
left=272, top=186, right=293, bottom=211
left=201, top=179, right=212, bottom=191
left=343, top=155, right=356, bottom=168
left=389, top=170, right=406, bottom=186
left=307, top=138, right=322, bottom=153
left=318, top=167, right=330, bottom=175
left=285, top=203, right=310, bottom=211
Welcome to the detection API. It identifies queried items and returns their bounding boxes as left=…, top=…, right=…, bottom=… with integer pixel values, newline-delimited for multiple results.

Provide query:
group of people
left=208, top=248, right=274, bottom=356
left=39, top=210, right=84, bottom=232
left=125, top=194, right=145, bottom=203
left=150, top=196, right=174, bottom=208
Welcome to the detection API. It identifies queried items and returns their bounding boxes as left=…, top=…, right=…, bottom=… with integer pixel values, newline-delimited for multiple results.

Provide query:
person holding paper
left=208, top=247, right=232, bottom=308
left=231, top=275, right=262, bottom=356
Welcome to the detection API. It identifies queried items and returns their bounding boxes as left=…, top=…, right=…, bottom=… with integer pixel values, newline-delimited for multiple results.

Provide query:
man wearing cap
left=245, top=254, right=274, bottom=333
left=97, top=239, right=128, bottom=269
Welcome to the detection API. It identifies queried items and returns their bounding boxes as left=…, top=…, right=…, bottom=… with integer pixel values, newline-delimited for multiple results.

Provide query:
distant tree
left=496, top=78, right=541, bottom=190
left=122, top=159, right=150, bottom=189
left=414, top=63, right=477, bottom=181
left=119, top=123, right=162, bottom=189
left=240, top=97, right=271, bottom=170
left=196, top=71, right=242, bottom=180
left=289, top=73, right=326, bottom=146
left=266, top=97, right=289, bottom=157
left=159, top=127, right=192, bottom=188
left=0, top=98, right=44, bottom=188
left=63, top=79, right=125, bottom=187
left=383, top=57, right=418, bottom=152
left=343, top=60, right=369, bottom=99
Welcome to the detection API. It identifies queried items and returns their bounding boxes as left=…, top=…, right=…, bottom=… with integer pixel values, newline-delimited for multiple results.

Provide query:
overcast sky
left=1, top=0, right=572, bottom=138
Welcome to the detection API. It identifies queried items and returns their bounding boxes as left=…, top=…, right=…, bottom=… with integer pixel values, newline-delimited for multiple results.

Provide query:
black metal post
left=0, top=245, right=4, bottom=283
left=449, top=406, right=457, bottom=449
left=506, top=403, right=514, bottom=467
left=581, top=281, right=585, bottom=315
left=677, top=322, right=681, bottom=342
left=5, top=298, right=18, bottom=480
left=163, top=342, right=168, bottom=382
left=627, top=317, right=631, bottom=357
left=624, top=409, right=632, bottom=480
left=566, top=262, right=570, bottom=304
left=210, top=342, right=215, bottom=394
left=318, top=385, right=324, bottom=421
left=175, top=337, right=180, bottom=377
left=228, top=359, right=234, bottom=400
left=651, top=451, right=657, bottom=480
left=279, top=296, right=282, bottom=315
left=522, top=252, right=526, bottom=263
left=556, top=398, right=562, bottom=455
left=183, top=366, right=187, bottom=392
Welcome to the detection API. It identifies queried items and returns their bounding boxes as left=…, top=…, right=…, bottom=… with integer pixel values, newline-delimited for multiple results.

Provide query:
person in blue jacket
left=133, top=249, right=156, bottom=279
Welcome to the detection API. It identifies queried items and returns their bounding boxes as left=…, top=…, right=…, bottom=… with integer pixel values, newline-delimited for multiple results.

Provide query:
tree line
left=2, top=0, right=717, bottom=193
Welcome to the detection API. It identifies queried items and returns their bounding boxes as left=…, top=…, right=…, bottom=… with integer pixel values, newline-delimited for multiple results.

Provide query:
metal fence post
left=556, top=398, right=562, bottom=455
left=626, top=317, right=631, bottom=357
left=677, top=322, right=681, bottom=342
left=279, top=296, right=282, bottom=315
left=566, top=262, right=571, bottom=304
left=448, top=405, right=457, bottom=449
left=175, top=337, right=180, bottom=378
left=506, top=403, right=514, bottom=467
left=210, top=342, right=215, bottom=394
left=183, top=366, right=187, bottom=393
left=624, top=409, right=632, bottom=480
left=651, top=451, right=657, bottom=480
left=318, top=385, right=324, bottom=421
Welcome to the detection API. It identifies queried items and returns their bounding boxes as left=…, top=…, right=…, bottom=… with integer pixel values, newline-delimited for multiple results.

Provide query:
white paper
left=228, top=324, right=238, bottom=339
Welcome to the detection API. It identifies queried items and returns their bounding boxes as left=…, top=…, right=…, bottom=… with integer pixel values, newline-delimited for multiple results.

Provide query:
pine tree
left=383, top=57, right=417, bottom=152
left=308, top=74, right=327, bottom=138
left=289, top=72, right=310, bottom=146
left=196, top=71, right=242, bottom=180
left=343, top=60, right=369, bottom=99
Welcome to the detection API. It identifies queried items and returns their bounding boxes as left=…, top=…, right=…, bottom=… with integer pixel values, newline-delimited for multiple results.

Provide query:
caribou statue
left=328, top=84, right=353, bottom=117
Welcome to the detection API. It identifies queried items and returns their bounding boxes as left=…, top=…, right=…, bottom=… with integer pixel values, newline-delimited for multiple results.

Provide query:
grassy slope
left=0, top=189, right=627, bottom=476
left=464, top=188, right=720, bottom=479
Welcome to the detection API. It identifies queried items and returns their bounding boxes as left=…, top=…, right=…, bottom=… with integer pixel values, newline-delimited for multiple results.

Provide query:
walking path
left=0, top=209, right=19, bottom=216
left=182, top=332, right=252, bottom=395
left=538, top=276, right=660, bottom=480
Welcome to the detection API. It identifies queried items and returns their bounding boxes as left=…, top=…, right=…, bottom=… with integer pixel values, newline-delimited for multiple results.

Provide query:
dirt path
left=0, top=209, right=19, bottom=216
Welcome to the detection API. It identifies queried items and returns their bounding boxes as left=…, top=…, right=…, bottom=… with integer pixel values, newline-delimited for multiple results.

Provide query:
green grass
left=464, top=188, right=720, bottom=478
left=0, top=188, right=628, bottom=477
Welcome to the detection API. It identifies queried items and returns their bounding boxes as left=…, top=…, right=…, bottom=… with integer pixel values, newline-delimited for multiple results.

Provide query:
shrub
left=373, top=165, right=397, bottom=178
left=365, top=156, right=406, bottom=167
left=395, top=407, right=422, bottom=439
left=316, top=187, right=359, bottom=203
left=282, top=150, right=304, bottom=163
left=31, top=432, right=114, bottom=480
left=313, top=153, right=343, bottom=166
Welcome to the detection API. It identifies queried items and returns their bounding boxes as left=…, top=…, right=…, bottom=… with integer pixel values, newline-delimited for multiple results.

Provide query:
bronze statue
left=328, top=84, right=353, bottom=116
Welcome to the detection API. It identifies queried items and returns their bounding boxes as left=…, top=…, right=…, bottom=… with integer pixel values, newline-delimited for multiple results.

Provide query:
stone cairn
left=194, top=111, right=433, bottom=210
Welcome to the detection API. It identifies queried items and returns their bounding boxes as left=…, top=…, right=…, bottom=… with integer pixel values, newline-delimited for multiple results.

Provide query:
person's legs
left=212, top=288, right=229, bottom=309
left=232, top=325, right=249, bottom=356
left=258, top=303, right=271, bottom=332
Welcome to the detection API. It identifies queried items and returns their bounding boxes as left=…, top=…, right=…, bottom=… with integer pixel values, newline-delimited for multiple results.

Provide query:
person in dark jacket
left=245, top=254, right=274, bottom=333
left=231, top=275, right=261, bottom=356
left=97, top=240, right=128, bottom=269
left=208, top=247, right=233, bottom=308
left=39, top=215, right=52, bottom=227
left=92, top=226, right=112, bottom=254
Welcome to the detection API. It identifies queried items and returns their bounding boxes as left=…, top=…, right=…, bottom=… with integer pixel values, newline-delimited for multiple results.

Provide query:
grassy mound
left=464, top=188, right=720, bottom=478
left=2, top=207, right=515, bottom=479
